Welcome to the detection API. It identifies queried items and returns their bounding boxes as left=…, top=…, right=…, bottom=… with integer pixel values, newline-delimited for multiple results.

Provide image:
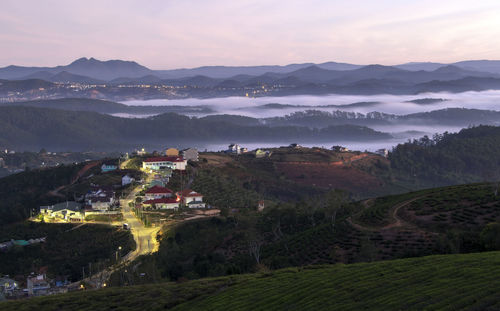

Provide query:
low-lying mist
left=119, top=90, right=500, bottom=152
left=121, top=90, right=500, bottom=118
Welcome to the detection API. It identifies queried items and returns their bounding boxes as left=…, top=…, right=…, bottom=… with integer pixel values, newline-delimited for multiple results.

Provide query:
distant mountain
left=60, top=57, right=153, bottom=80
left=2, top=57, right=500, bottom=83
left=2, top=58, right=500, bottom=98
left=415, top=77, right=500, bottom=93
left=109, top=75, right=163, bottom=84
left=49, top=71, right=105, bottom=84
left=395, top=62, right=447, bottom=71
left=19, top=71, right=55, bottom=81
left=0, top=57, right=153, bottom=81
left=452, top=60, right=500, bottom=74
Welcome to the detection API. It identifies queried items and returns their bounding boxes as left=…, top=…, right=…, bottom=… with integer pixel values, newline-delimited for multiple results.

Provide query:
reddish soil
left=275, top=161, right=385, bottom=192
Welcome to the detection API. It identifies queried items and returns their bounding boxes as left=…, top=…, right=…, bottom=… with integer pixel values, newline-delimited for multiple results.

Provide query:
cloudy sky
left=1, top=0, right=499, bottom=69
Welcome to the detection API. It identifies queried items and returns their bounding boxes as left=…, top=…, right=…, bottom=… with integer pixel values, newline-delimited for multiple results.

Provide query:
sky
left=1, top=0, right=500, bottom=69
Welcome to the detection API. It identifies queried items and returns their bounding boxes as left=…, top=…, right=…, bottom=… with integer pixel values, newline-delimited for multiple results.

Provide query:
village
left=1, top=143, right=389, bottom=299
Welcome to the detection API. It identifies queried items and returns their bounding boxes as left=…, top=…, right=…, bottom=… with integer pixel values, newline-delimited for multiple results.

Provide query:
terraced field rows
left=4, top=252, right=500, bottom=310
left=172, top=251, right=500, bottom=311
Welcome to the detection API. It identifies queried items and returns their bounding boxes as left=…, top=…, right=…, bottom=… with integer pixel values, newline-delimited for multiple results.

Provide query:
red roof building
left=177, top=189, right=203, bottom=204
left=145, top=185, right=173, bottom=199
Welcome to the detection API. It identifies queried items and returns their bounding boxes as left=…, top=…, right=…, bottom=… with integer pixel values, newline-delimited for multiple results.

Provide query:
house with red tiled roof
left=142, top=197, right=179, bottom=210
left=145, top=185, right=173, bottom=199
left=177, top=189, right=205, bottom=208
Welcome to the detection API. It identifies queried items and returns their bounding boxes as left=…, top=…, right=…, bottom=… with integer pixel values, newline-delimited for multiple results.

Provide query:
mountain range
left=2, top=58, right=500, bottom=99
left=2, top=57, right=500, bottom=82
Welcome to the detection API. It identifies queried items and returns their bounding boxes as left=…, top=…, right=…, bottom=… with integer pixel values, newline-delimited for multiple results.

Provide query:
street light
left=116, top=246, right=122, bottom=262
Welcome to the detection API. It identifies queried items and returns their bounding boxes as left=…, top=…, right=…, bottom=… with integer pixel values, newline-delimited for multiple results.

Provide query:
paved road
left=121, top=182, right=161, bottom=260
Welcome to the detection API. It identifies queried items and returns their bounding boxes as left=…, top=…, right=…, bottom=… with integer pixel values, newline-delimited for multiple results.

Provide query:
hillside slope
left=3, top=251, right=500, bottom=310
left=0, top=106, right=391, bottom=151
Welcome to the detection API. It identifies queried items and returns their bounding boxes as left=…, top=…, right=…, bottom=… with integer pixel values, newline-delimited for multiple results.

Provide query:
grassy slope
left=3, top=251, right=500, bottom=310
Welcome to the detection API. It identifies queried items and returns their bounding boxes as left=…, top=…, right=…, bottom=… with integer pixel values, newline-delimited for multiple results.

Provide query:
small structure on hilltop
left=182, top=148, right=199, bottom=161
left=165, top=148, right=179, bottom=156
left=375, top=148, right=389, bottom=158
left=289, top=143, right=303, bottom=149
left=332, top=145, right=349, bottom=152
left=255, top=149, right=271, bottom=158
left=134, top=148, right=147, bottom=156
left=227, top=143, right=242, bottom=154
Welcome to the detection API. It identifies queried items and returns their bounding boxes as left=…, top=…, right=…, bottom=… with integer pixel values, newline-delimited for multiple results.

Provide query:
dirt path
left=348, top=196, right=425, bottom=232
left=65, top=223, right=86, bottom=232
left=47, top=160, right=102, bottom=198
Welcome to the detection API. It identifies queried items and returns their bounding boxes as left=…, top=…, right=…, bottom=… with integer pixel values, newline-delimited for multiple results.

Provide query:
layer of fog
left=121, top=90, right=500, bottom=151
left=121, top=90, right=500, bottom=118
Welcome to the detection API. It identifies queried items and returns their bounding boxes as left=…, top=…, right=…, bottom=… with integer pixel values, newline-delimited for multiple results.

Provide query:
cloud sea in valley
left=120, top=90, right=500, bottom=151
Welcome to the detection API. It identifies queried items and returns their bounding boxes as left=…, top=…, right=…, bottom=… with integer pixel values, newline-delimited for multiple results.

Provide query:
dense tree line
left=154, top=190, right=353, bottom=281
left=389, top=126, right=500, bottom=187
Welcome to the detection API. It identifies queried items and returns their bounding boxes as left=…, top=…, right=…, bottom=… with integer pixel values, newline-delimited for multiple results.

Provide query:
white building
left=142, top=156, right=187, bottom=171
left=178, top=189, right=205, bottom=208
left=142, top=198, right=180, bottom=210
left=375, top=148, right=389, bottom=158
left=227, top=144, right=242, bottom=154
left=122, top=175, right=134, bottom=186
left=40, top=202, right=84, bottom=221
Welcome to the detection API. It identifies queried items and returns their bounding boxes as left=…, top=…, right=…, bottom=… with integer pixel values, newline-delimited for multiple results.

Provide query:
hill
left=0, top=106, right=392, bottom=151
left=0, top=98, right=214, bottom=115
left=389, top=125, right=500, bottom=187
left=0, top=79, right=54, bottom=92
left=3, top=251, right=500, bottom=310
left=263, top=108, right=500, bottom=128
left=0, top=163, right=85, bottom=225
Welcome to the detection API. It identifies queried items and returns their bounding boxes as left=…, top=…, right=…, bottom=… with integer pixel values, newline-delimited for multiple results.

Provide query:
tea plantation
left=3, top=251, right=500, bottom=310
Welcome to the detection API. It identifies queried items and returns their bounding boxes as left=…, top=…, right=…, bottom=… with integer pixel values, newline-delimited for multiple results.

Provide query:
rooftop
left=145, top=185, right=173, bottom=194
left=178, top=189, right=203, bottom=197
